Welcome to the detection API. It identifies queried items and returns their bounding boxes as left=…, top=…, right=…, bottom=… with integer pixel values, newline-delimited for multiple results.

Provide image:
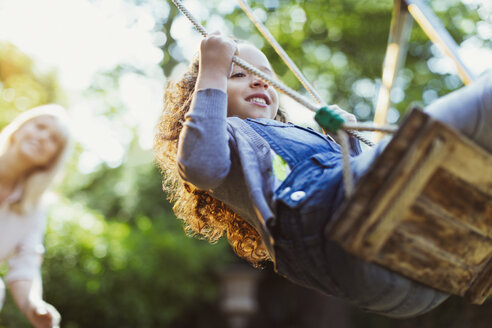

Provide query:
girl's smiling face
left=226, top=43, right=279, bottom=120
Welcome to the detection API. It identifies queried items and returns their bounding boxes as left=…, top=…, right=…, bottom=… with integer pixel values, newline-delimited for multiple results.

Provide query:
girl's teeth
left=248, top=97, right=266, bottom=104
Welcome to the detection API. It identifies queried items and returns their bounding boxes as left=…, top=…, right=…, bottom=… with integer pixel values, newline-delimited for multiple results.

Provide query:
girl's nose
left=250, top=78, right=268, bottom=89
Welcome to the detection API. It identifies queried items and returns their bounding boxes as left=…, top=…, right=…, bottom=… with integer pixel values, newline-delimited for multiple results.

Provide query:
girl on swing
left=154, top=32, right=492, bottom=318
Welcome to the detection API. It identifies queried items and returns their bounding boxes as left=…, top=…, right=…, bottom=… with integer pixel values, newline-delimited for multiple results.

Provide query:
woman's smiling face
left=11, top=115, right=64, bottom=169
left=226, top=43, right=279, bottom=120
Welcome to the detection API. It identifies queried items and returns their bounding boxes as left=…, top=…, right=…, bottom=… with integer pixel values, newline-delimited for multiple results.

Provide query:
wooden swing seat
left=327, top=108, right=492, bottom=304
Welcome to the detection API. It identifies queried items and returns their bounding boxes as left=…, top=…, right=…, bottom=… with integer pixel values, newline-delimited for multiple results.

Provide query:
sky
left=0, top=0, right=491, bottom=169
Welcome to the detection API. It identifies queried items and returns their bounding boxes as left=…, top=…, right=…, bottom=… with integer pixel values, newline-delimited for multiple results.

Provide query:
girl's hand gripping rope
left=196, top=32, right=238, bottom=92
left=315, top=105, right=354, bottom=133
left=330, top=104, right=357, bottom=124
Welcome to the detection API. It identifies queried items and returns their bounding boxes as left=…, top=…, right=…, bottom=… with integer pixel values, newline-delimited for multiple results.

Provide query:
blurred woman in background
left=0, top=105, right=70, bottom=328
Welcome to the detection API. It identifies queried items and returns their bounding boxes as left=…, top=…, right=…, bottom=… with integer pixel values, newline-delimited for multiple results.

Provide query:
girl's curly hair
left=154, top=57, right=286, bottom=265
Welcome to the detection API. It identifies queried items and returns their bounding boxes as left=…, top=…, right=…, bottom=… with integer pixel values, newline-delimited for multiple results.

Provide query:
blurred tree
left=0, top=41, right=60, bottom=128
left=0, top=38, right=232, bottom=328
left=40, top=195, right=230, bottom=328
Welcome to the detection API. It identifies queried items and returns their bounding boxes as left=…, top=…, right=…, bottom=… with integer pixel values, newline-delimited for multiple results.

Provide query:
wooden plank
left=326, top=109, right=430, bottom=245
left=438, top=130, right=492, bottom=197
left=466, top=256, right=492, bottom=304
left=375, top=197, right=492, bottom=295
left=360, top=137, right=447, bottom=258
left=327, top=108, right=492, bottom=304
left=400, top=196, right=492, bottom=267
left=376, top=229, right=474, bottom=293
left=421, top=168, right=492, bottom=239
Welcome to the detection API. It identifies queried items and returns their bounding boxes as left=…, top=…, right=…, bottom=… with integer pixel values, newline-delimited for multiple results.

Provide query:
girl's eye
left=231, top=72, right=246, bottom=78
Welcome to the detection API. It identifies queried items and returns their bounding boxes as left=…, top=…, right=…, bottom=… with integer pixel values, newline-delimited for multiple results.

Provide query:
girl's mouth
left=245, top=93, right=270, bottom=108
left=247, top=97, right=268, bottom=107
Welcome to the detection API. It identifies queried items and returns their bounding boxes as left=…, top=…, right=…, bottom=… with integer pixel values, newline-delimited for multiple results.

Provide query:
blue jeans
left=271, top=72, right=492, bottom=318
left=272, top=152, right=448, bottom=318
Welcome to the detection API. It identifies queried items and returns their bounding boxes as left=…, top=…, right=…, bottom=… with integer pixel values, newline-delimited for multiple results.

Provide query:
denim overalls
left=246, top=118, right=449, bottom=318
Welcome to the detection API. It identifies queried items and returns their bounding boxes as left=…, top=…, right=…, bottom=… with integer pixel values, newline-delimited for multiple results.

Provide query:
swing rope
left=237, top=0, right=376, bottom=148
left=170, top=0, right=396, bottom=134
left=169, top=0, right=396, bottom=196
left=172, top=1, right=322, bottom=111
left=237, top=0, right=325, bottom=105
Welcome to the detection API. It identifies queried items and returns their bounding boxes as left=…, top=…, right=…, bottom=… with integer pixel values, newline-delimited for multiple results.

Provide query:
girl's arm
left=177, top=34, right=237, bottom=190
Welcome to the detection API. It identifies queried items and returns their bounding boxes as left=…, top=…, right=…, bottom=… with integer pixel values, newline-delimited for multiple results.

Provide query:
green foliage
left=183, top=0, right=487, bottom=123
left=0, top=34, right=233, bottom=328
left=1, top=162, right=232, bottom=327
left=39, top=158, right=232, bottom=327
left=41, top=196, right=229, bottom=328
left=0, top=42, right=60, bottom=128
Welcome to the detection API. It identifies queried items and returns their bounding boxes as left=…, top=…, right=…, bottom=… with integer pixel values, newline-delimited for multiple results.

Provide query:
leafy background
left=0, top=0, right=491, bottom=327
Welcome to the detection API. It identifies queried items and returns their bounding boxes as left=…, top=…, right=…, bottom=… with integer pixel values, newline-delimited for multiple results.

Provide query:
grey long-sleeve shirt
left=177, top=88, right=278, bottom=259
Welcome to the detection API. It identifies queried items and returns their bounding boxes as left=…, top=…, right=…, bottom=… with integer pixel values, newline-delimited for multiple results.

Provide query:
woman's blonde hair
left=154, top=56, right=285, bottom=265
left=0, top=104, right=71, bottom=213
